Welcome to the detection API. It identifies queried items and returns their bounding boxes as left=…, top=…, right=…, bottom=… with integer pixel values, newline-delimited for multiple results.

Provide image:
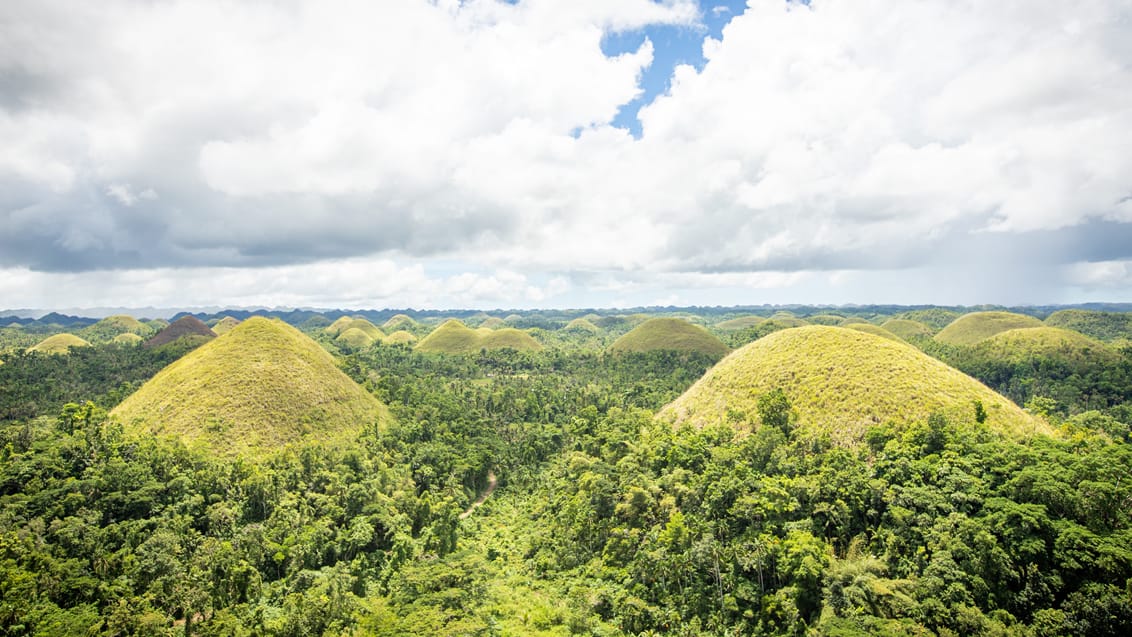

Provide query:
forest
left=0, top=307, right=1130, bottom=636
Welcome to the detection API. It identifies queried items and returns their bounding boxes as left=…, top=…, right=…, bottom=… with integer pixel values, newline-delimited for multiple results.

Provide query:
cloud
left=1, top=0, right=1131, bottom=307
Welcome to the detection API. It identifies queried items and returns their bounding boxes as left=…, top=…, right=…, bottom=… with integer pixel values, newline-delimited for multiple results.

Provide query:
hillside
left=805, top=314, right=846, bottom=326
left=661, top=325, right=1048, bottom=443
left=896, top=309, right=960, bottom=331
left=1044, top=309, right=1132, bottom=341
left=610, top=318, right=730, bottom=358
left=212, top=316, right=241, bottom=335
left=79, top=315, right=152, bottom=343
left=415, top=320, right=542, bottom=354
left=845, top=322, right=901, bottom=341
left=972, top=327, right=1119, bottom=366
left=882, top=318, right=934, bottom=340
left=715, top=315, right=765, bottom=331
left=562, top=317, right=601, bottom=333
left=383, top=330, right=418, bottom=345
left=29, top=333, right=92, bottom=354
left=145, top=316, right=216, bottom=348
left=112, top=333, right=144, bottom=346
left=935, top=311, right=1043, bottom=346
left=112, top=317, right=390, bottom=456
left=382, top=314, right=417, bottom=331
left=336, top=327, right=376, bottom=349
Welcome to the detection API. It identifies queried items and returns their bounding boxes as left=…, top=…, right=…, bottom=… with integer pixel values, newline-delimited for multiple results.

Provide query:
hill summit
left=935, top=311, right=1042, bottom=346
left=146, top=316, right=216, bottom=348
left=610, top=318, right=729, bottom=358
left=112, top=317, right=391, bottom=456
left=661, top=326, right=1049, bottom=443
left=415, top=320, right=543, bottom=354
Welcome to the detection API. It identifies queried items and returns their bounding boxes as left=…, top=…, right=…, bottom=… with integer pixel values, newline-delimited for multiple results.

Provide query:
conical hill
left=30, top=333, right=92, bottom=354
left=935, top=311, right=1042, bottom=346
left=112, top=317, right=391, bottom=456
left=660, top=326, right=1049, bottom=443
left=973, top=327, right=1119, bottom=366
left=610, top=318, right=729, bottom=358
left=415, top=320, right=542, bottom=354
left=80, top=315, right=151, bottom=342
left=146, top=316, right=216, bottom=348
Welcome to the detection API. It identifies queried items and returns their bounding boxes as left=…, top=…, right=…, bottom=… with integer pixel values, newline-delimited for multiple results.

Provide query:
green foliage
left=79, top=315, right=154, bottom=343
left=935, top=312, right=1044, bottom=346
left=212, top=316, right=241, bottom=335
left=610, top=318, right=730, bottom=359
left=715, top=315, right=766, bottom=331
left=382, top=330, right=417, bottom=345
left=662, top=326, right=1048, bottom=443
left=113, top=317, right=391, bottom=456
left=1044, top=309, right=1132, bottom=341
left=896, top=309, right=961, bottom=331
left=415, top=320, right=543, bottom=354
left=881, top=319, right=934, bottom=340
left=335, top=327, right=376, bottom=350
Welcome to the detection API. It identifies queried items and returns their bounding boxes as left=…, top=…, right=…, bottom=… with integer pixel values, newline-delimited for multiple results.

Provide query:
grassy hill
left=416, top=320, right=543, bottom=354
left=896, top=309, right=960, bottom=331
left=610, top=318, right=730, bottom=358
left=479, top=317, right=506, bottom=329
left=845, top=323, right=901, bottom=341
left=715, top=316, right=765, bottom=331
left=112, top=317, right=390, bottom=456
left=212, top=316, right=241, bottom=335
left=29, top=333, right=92, bottom=354
left=972, top=327, right=1119, bottom=366
left=562, top=318, right=601, bottom=333
left=336, top=327, right=376, bottom=349
left=383, top=330, right=417, bottom=345
left=112, top=333, right=144, bottom=346
left=382, top=314, right=417, bottom=331
left=325, top=316, right=355, bottom=336
left=146, top=316, right=216, bottom=348
left=80, top=315, right=152, bottom=343
left=806, top=314, right=846, bottom=326
left=660, top=325, right=1048, bottom=443
left=882, top=318, right=934, bottom=341
left=935, top=311, right=1043, bottom=346
left=1044, top=309, right=1132, bottom=341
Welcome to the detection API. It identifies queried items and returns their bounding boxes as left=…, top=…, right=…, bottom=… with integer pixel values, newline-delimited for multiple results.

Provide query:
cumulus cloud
left=1, top=0, right=1131, bottom=307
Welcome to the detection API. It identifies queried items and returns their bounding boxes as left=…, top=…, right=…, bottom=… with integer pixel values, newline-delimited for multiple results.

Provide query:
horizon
left=3, top=0, right=1131, bottom=309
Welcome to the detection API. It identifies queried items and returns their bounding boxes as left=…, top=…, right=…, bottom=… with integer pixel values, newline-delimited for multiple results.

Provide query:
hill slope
left=80, top=315, right=152, bottom=343
left=146, top=316, right=216, bottom=348
left=415, top=320, right=542, bottom=354
left=112, top=317, right=390, bottom=456
left=973, top=327, right=1119, bottom=366
left=29, top=333, right=92, bottom=354
left=882, top=318, right=934, bottom=340
left=1044, top=309, right=1132, bottom=341
left=610, top=318, right=729, bottom=358
left=661, top=326, right=1048, bottom=443
left=935, top=311, right=1043, bottom=346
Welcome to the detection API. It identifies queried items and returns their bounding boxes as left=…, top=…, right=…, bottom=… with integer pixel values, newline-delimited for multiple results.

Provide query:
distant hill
left=661, top=326, right=1049, bottom=443
left=382, top=314, right=417, bottom=331
left=806, top=314, right=846, bottom=326
left=935, top=311, right=1043, bottom=346
left=326, top=317, right=383, bottom=340
left=112, top=333, right=145, bottom=346
left=562, top=318, right=601, bottom=333
left=29, top=333, right=92, bottom=354
left=336, top=327, right=377, bottom=349
left=972, top=327, right=1119, bottom=366
left=715, top=316, right=765, bottom=331
left=882, top=318, right=934, bottom=341
left=212, top=316, right=241, bottom=335
left=145, top=316, right=217, bottom=348
left=610, top=318, right=729, bottom=358
left=383, top=330, right=417, bottom=345
left=896, top=309, right=960, bottom=331
left=1044, top=309, right=1132, bottom=342
left=415, top=320, right=543, bottom=354
left=845, top=323, right=901, bottom=342
left=79, top=315, right=153, bottom=343
left=112, top=317, right=391, bottom=456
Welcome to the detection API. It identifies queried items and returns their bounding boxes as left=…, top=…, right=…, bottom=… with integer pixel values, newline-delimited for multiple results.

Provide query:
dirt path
left=459, top=470, right=497, bottom=520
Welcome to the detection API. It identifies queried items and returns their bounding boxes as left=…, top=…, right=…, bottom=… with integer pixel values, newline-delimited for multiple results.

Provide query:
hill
left=112, top=333, right=144, bottom=346
left=562, top=318, right=601, bottom=333
left=1044, top=309, right=1132, bottom=341
left=383, top=330, right=417, bottom=345
left=478, top=317, right=506, bottom=329
left=145, top=316, right=217, bottom=348
left=112, top=317, right=390, bottom=456
left=806, top=314, right=846, bottom=326
left=661, top=326, right=1048, bottom=443
left=935, top=311, right=1043, bottom=346
left=336, top=327, right=376, bottom=349
left=715, top=316, right=765, bottom=331
left=29, top=333, right=92, bottom=354
left=415, top=320, right=543, bottom=354
left=325, top=317, right=383, bottom=339
left=324, top=316, right=356, bottom=336
left=882, top=318, right=934, bottom=340
left=382, top=314, right=417, bottom=331
left=609, top=318, right=730, bottom=358
left=845, top=323, right=901, bottom=341
left=212, top=316, right=241, bottom=335
left=972, top=327, right=1119, bottom=366
left=896, top=309, right=960, bottom=331
left=79, top=315, right=152, bottom=343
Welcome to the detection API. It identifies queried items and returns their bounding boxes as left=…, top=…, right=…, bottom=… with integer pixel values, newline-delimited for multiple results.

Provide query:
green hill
left=479, top=317, right=506, bottom=329
left=935, top=311, right=1043, bottom=346
left=324, top=316, right=356, bottom=336
left=610, top=318, right=729, bottom=358
left=972, top=327, right=1119, bottom=366
left=382, top=314, right=417, bottom=331
left=80, top=315, right=152, bottom=343
left=660, top=326, right=1049, bottom=443
left=326, top=317, right=383, bottom=340
left=562, top=318, right=601, bottom=333
left=212, top=316, right=241, bottom=335
left=845, top=323, right=901, bottom=342
left=145, top=316, right=216, bottom=348
left=112, top=333, right=144, bottom=346
left=415, top=320, right=542, bottom=354
left=383, top=330, right=417, bottom=345
left=1044, top=309, right=1132, bottom=341
left=29, top=333, right=92, bottom=354
left=882, top=318, right=934, bottom=340
left=336, top=327, right=376, bottom=349
left=806, top=314, right=846, bottom=326
left=715, top=316, right=765, bottom=331
left=896, top=309, right=960, bottom=331
left=112, top=317, right=390, bottom=456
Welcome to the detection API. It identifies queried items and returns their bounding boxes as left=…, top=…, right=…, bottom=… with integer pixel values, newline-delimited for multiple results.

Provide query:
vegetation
left=896, top=308, right=961, bottom=331
left=610, top=318, right=730, bottom=359
left=662, top=326, right=1047, bottom=442
left=415, top=320, right=542, bottom=354
left=1045, top=309, right=1132, bottom=341
left=112, top=333, right=145, bottom=346
left=382, top=314, right=417, bottom=331
left=562, top=317, right=602, bottom=333
left=146, top=316, right=216, bottom=348
left=715, top=315, right=765, bottom=331
left=29, top=333, right=92, bottom=354
left=336, top=327, right=377, bottom=349
left=383, top=330, right=417, bottom=345
left=935, top=311, right=1044, bottom=346
left=805, top=314, right=846, bottom=325
left=79, top=315, right=154, bottom=343
left=844, top=322, right=901, bottom=341
left=113, top=317, right=391, bottom=455
left=882, top=318, right=934, bottom=340
left=212, top=316, right=241, bottom=335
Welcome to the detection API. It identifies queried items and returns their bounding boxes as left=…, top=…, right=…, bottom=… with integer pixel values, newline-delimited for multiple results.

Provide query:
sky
left=2, top=0, right=1131, bottom=312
